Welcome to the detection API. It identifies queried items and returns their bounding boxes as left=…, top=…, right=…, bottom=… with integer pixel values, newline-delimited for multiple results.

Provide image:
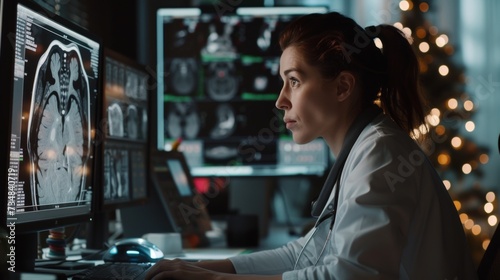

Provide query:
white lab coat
left=229, top=114, right=478, bottom=279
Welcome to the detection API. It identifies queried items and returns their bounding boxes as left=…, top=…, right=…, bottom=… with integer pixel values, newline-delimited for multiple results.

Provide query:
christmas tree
left=398, top=0, right=497, bottom=266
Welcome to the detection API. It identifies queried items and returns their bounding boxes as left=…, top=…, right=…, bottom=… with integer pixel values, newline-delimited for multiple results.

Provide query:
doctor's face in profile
left=276, top=46, right=341, bottom=145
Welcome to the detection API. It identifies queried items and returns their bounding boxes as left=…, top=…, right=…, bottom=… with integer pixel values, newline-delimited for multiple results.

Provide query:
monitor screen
left=1, top=0, right=102, bottom=232
left=101, top=50, right=150, bottom=209
left=167, top=159, right=193, bottom=197
left=156, top=7, right=330, bottom=177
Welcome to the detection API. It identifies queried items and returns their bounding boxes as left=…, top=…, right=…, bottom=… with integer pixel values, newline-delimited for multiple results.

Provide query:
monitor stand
left=120, top=195, right=177, bottom=238
left=85, top=210, right=110, bottom=250
left=13, top=232, right=38, bottom=272
left=229, top=177, right=273, bottom=237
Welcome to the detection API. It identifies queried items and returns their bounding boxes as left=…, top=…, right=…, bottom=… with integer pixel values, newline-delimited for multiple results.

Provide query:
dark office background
left=33, top=0, right=140, bottom=60
left=33, top=0, right=270, bottom=65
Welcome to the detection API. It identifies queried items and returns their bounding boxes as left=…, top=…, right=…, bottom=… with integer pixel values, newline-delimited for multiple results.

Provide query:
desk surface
left=29, top=221, right=306, bottom=279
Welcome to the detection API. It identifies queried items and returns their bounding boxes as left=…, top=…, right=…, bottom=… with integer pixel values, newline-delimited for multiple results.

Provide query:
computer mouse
left=103, top=238, right=164, bottom=263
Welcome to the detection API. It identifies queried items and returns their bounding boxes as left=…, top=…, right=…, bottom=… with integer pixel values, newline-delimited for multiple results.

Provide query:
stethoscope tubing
left=293, top=211, right=336, bottom=270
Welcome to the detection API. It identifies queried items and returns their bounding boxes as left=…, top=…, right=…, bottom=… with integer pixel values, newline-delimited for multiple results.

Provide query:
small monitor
left=121, top=151, right=212, bottom=247
left=101, top=49, right=150, bottom=210
left=156, top=6, right=330, bottom=177
left=150, top=151, right=212, bottom=235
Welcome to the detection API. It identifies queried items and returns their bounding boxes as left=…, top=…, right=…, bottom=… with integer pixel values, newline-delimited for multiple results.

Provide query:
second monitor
left=101, top=49, right=150, bottom=209
left=86, top=49, right=151, bottom=250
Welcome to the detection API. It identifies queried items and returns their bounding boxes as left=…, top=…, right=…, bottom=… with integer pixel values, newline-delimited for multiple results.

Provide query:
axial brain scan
left=27, top=41, right=91, bottom=206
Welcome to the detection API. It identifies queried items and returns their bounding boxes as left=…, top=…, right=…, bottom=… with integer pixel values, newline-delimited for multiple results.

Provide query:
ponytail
left=374, top=24, right=427, bottom=136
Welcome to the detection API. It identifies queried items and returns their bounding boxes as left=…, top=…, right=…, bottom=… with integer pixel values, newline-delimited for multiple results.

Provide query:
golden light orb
left=399, top=0, right=410, bottom=11
left=443, top=180, right=452, bottom=190
left=488, top=215, right=498, bottom=226
left=464, top=219, right=474, bottom=230
left=462, top=163, right=472, bottom=174
left=465, top=121, right=475, bottom=132
left=419, top=2, right=429, bottom=12
left=447, top=98, right=458, bottom=109
left=451, top=136, right=462, bottom=148
left=438, top=153, right=451, bottom=166
left=430, top=108, right=441, bottom=117
left=480, top=154, right=489, bottom=164
left=484, top=202, right=494, bottom=214
left=435, top=125, right=446, bottom=135
left=471, top=224, right=481, bottom=235
left=439, top=65, right=449, bottom=76
left=486, top=191, right=496, bottom=202
left=464, top=100, right=474, bottom=111
left=459, top=213, right=468, bottom=223
left=419, top=42, right=430, bottom=53
left=483, top=239, right=490, bottom=250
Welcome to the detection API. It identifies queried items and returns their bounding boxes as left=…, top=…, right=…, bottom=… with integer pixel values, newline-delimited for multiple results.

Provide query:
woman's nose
left=275, top=88, right=290, bottom=110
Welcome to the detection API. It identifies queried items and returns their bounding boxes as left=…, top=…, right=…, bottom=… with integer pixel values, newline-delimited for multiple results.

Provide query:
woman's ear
left=336, top=71, right=356, bottom=102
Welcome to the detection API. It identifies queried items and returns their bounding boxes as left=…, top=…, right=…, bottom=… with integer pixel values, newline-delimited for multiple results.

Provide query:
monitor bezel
left=0, top=0, right=103, bottom=233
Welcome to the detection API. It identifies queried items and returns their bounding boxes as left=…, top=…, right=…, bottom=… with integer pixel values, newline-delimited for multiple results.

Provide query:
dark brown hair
left=279, top=12, right=426, bottom=135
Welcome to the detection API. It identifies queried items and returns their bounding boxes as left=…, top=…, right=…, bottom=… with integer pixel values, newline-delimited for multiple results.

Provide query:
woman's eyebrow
left=282, top=68, right=302, bottom=76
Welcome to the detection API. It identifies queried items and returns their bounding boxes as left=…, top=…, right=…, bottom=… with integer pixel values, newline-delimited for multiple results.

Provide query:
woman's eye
left=290, top=78, right=299, bottom=88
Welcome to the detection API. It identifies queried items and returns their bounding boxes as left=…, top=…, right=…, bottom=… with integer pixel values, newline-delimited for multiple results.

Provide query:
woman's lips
left=284, top=119, right=297, bottom=129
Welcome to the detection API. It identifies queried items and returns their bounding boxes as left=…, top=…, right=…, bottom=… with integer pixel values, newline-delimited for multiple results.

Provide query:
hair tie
left=364, top=25, right=380, bottom=40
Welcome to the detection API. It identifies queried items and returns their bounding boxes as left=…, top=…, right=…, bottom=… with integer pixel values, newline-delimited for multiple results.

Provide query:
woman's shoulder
left=344, top=114, right=438, bottom=196
left=354, top=114, right=422, bottom=156
left=346, top=113, right=432, bottom=180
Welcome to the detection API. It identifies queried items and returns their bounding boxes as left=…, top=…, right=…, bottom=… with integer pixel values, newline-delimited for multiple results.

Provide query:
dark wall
left=87, top=0, right=139, bottom=60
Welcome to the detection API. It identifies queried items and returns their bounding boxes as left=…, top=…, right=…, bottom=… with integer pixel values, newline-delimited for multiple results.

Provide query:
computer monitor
left=101, top=49, right=150, bottom=210
left=156, top=6, right=330, bottom=177
left=85, top=49, right=151, bottom=250
left=0, top=0, right=102, bottom=271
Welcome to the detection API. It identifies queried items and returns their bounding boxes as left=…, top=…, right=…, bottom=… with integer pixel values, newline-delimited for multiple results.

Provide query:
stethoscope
left=292, top=106, right=382, bottom=270
left=293, top=210, right=337, bottom=270
left=293, top=168, right=342, bottom=270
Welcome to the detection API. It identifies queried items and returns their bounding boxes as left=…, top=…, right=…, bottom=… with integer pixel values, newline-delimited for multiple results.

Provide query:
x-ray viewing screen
left=6, top=3, right=101, bottom=224
left=157, top=7, right=330, bottom=176
left=102, top=53, right=149, bottom=207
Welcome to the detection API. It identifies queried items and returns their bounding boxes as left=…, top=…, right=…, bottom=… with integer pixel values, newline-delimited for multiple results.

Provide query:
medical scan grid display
left=6, top=2, right=101, bottom=228
left=102, top=52, right=149, bottom=207
left=156, top=7, right=330, bottom=177
left=83, top=50, right=151, bottom=250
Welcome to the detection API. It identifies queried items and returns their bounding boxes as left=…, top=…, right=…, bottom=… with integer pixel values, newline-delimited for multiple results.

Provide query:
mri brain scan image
left=126, top=105, right=139, bottom=139
left=166, top=102, right=200, bottom=140
left=103, top=149, right=129, bottom=200
left=125, top=71, right=139, bottom=98
left=210, top=103, right=236, bottom=139
left=108, top=103, right=124, bottom=137
left=27, top=41, right=91, bottom=206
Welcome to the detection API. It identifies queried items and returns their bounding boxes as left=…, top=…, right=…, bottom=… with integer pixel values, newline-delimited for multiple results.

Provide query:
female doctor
left=146, top=11, right=477, bottom=280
